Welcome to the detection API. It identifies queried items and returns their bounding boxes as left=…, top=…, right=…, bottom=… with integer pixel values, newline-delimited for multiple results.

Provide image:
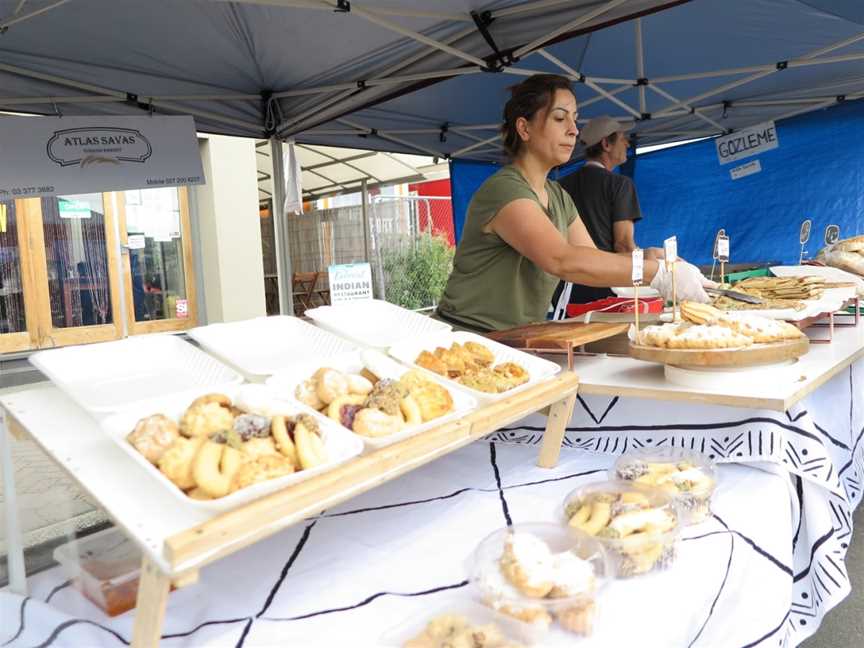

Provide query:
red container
left=566, top=297, right=664, bottom=318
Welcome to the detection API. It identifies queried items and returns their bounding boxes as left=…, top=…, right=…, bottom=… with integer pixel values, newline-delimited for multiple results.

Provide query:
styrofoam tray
left=100, top=384, right=364, bottom=513
left=304, top=299, right=451, bottom=349
left=30, top=334, right=243, bottom=416
left=265, top=349, right=477, bottom=449
left=388, top=330, right=561, bottom=403
left=188, top=316, right=357, bottom=381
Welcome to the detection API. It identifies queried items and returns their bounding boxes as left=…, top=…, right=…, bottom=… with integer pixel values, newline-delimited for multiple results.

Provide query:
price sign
left=712, top=229, right=726, bottom=260
left=329, top=262, right=373, bottom=304
left=631, top=248, right=644, bottom=285
left=799, top=219, right=811, bottom=245
left=126, top=234, right=146, bottom=250
left=716, top=235, right=730, bottom=262
left=825, top=224, right=840, bottom=246
left=175, top=298, right=188, bottom=319
left=663, top=236, right=678, bottom=266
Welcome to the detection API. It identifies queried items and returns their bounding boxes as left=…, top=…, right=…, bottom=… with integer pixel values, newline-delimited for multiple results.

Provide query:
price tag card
left=717, top=235, right=730, bottom=262
left=712, top=229, right=726, bottom=260
left=663, top=236, right=678, bottom=265
left=126, top=234, right=146, bottom=250
left=799, top=219, right=812, bottom=245
left=825, top=224, right=840, bottom=246
left=631, top=248, right=644, bottom=285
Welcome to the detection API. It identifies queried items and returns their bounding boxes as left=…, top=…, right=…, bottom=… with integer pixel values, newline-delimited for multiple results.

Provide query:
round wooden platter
left=628, top=336, right=810, bottom=368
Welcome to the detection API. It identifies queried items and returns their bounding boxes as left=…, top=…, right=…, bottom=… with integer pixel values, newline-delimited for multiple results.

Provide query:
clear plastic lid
left=53, top=526, right=141, bottom=585
left=611, top=448, right=716, bottom=525
left=562, top=481, right=680, bottom=577
left=467, top=523, right=610, bottom=639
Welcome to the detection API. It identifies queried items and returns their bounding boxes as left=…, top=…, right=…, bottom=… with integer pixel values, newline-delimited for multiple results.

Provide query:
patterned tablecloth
left=1, top=361, right=862, bottom=647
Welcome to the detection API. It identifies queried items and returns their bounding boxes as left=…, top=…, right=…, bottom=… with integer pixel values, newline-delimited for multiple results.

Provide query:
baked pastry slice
left=665, top=324, right=753, bottom=349
left=718, top=313, right=803, bottom=343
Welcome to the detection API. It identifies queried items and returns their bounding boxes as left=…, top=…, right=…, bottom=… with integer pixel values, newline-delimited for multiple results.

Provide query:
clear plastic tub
left=380, top=599, right=542, bottom=647
left=611, top=447, right=716, bottom=525
left=468, top=523, right=611, bottom=642
left=53, top=527, right=144, bottom=617
left=562, top=481, right=680, bottom=578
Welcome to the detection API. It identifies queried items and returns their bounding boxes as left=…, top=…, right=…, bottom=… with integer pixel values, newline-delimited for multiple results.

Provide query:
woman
left=436, top=74, right=712, bottom=332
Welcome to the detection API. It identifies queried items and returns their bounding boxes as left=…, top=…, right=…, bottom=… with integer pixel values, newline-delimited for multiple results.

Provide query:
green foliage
left=382, top=233, right=454, bottom=310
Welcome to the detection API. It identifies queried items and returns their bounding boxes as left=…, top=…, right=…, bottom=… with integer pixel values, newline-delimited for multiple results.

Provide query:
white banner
left=328, top=263, right=373, bottom=304
left=0, top=115, right=204, bottom=199
left=715, top=121, right=779, bottom=165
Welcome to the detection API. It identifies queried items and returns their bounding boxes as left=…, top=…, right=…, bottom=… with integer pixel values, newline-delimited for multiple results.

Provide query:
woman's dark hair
left=501, top=74, right=574, bottom=158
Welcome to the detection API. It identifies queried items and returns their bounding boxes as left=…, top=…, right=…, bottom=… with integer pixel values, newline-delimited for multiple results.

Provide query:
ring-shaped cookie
left=193, top=441, right=245, bottom=498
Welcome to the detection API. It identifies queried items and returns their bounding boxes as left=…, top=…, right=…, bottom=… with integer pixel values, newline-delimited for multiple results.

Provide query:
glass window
left=123, top=188, right=188, bottom=322
left=41, top=194, right=114, bottom=328
left=0, top=201, right=26, bottom=334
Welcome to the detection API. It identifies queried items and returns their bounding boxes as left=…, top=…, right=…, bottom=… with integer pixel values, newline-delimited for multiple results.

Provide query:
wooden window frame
left=115, top=188, right=198, bottom=335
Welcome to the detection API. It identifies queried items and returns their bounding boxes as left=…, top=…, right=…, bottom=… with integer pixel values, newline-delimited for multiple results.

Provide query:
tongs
left=705, top=287, right=763, bottom=304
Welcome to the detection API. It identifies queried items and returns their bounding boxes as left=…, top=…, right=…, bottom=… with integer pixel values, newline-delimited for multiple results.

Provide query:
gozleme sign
left=715, top=121, right=779, bottom=165
left=0, top=115, right=204, bottom=198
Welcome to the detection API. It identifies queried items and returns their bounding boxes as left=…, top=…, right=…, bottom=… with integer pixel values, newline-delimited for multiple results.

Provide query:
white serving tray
left=265, top=349, right=477, bottom=450
left=30, top=334, right=243, bottom=416
left=304, top=299, right=451, bottom=349
left=388, top=330, right=561, bottom=404
left=100, top=384, right=364, bottom=513
left=188, top=316, right=357, bottom=381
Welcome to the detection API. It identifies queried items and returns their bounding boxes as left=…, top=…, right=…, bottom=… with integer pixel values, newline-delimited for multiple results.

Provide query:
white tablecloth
left=2, top=361, right=862, bottom=647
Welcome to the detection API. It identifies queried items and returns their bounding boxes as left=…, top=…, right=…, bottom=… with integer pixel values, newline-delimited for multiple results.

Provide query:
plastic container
left=30, top=334, right=243, bottom=415
left=388, top=330, right=561, bottom=404
left=265, top=349, right=477, bottom=450
left=53, top=527, right=143, bottom=617
left=562, top=481, right=680, bottom=578
left=612, top=448, right=716, bottom=525
left=304, top=299, right=451, bottom=349
left=188, top=316, right=357, bottom=382
left=380, top=599, right=551, bottom=647
left=468, top=523, right=611, bottom=643
left=100, top=384, right=364, bottom=512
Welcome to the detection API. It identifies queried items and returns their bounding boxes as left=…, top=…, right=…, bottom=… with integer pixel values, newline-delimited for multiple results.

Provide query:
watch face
left=825, top=224, right=840, bottom=246
left=800, top=220, right=811, bottom=245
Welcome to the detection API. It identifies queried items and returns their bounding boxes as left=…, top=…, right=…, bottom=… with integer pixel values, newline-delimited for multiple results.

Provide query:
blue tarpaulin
left=450, top=98, right=864, bottom=263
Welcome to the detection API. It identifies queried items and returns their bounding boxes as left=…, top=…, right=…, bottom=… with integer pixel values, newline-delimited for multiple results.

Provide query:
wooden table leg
left=537, top=393, right=577, bottom=469
left=132, top=557, right=171, bottom=648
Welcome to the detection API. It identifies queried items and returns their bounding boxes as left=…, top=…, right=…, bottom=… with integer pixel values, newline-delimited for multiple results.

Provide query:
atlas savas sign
left=715, top=121, right=779, bottom=165
left=0, top=115, right=204, bottom=198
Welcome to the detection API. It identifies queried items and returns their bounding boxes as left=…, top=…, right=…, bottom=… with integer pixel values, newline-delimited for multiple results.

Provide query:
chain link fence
left=282, top=195, right=455, bottom=312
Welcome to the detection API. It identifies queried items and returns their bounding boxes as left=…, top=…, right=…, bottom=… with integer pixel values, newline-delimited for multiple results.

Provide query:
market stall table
left=0, top=443, right=794, bottom=647
left=0, top=373, right=579, bottom=647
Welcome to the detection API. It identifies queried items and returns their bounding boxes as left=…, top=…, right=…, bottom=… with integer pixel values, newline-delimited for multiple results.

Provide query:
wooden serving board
left=629, top=336, right=810, bottom=368
left=487, top=321, right=629, bottom=350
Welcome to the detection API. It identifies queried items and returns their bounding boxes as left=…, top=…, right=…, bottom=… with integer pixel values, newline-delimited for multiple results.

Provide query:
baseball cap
left=579, top=116, right=632, bottom=147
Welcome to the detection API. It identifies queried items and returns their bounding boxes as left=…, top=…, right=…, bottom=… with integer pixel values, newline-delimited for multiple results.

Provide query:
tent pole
left=635, top=18, right=646, bottom=114
left=0, top=61, right=125, bottom=98
left=219, top=0, right=472, bottom=22
left=271, top=68, right=479, bottom=100
left=453, top=133, right=502, bottom=157
left=270, top=138, right=294, bottom=316
left=646, top=84, right=725, bottom=130
left=336, top=118, right=445, bottom=157
left=0, top=0, right=69, bottom=31
left=361, top=179, right=372, bottom=269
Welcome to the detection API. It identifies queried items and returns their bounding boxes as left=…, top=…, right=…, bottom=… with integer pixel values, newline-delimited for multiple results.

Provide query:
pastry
left=399, top=395, right=423, bottom=426
left=157, top=436, right=205, bottom=490
left=295, top=378, right=324, bottom=410
left=186, top=487, right=213, bottom=501
left=352, top=408, right=402, bottom=437
left=499, top=533, right=555, bottom=598
left=293, top=414, right=327, bottom=469
left=180, top=394, right=236, bottom=438
left=414, top=342, right=529, bottom=394
left=617, top=457, right=715, bottom=523
left=547, top=551, right=595, bottom=598
left=233, top=414, right=272, bottom=440
left=316, top=368, right=349, bottom=405
left=399, top=370, right=454, bottom=421
left=270, top=414, right=298, bottom=466
left=127, top=414, right=180, bottom=464
left=464, top=341, right=495, bottom=366
left=415, top=350, right=448, bottom=376
left=231, top=454, right=295, bottom=492
left=555, top=601, right=595, bottom=635
left=404, top=614, right=524, bottom=648
left=326, top=393, right=367, bottom=423
left=665, top=323, right=752, bottom=349
left=241, top=436, right=280, bottom=459
left=193, top=441, right=245, bottom=498
left=347, top=374, right=374, bottom=395
left=718, top=312, right=803, bottom=342
left=365, top=379, right=407, bottom=416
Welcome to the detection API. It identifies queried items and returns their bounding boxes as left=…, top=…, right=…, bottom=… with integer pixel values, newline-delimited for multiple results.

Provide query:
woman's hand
left=650, top=261, right=714, bottom=303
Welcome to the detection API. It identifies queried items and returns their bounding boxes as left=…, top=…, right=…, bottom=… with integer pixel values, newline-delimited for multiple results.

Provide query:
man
left=553, top=116, right=662, bottom=308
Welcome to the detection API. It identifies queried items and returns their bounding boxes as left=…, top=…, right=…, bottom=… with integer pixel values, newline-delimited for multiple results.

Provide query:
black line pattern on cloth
left=687, top=531, right=735, bottom=647
left=261, top=580, right=470, bottom=622
left=255, top=520, right=318, bottom=617
left=489, top=442, right=512, bottom=526
left=43, top=580, right=72, bottom=604
left=792, top=476, right=804, bottom=552
left=1, top=596, right=29, bottom=647
left=738, top=610, right=790, bottom=648
left=29, top=619, right=129, bottom=648
left=712, top=513, right=792, bottom=577
left=813, top=422, right=851, bottom=451
left=163, top=617, right=250, bottom=639
left=793, top=528, right=836, bottom=582
left=576, top=394, right=619, bottom=425
left=234, top=619, right=254, bottom=648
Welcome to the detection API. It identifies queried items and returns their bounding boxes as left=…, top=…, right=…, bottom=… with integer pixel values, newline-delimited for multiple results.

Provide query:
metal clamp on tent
left=470, top=10, right=519, bottom=72
left=439, top=122, right=449, bottom=143
left=334, top=0, right=350, bottom=14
